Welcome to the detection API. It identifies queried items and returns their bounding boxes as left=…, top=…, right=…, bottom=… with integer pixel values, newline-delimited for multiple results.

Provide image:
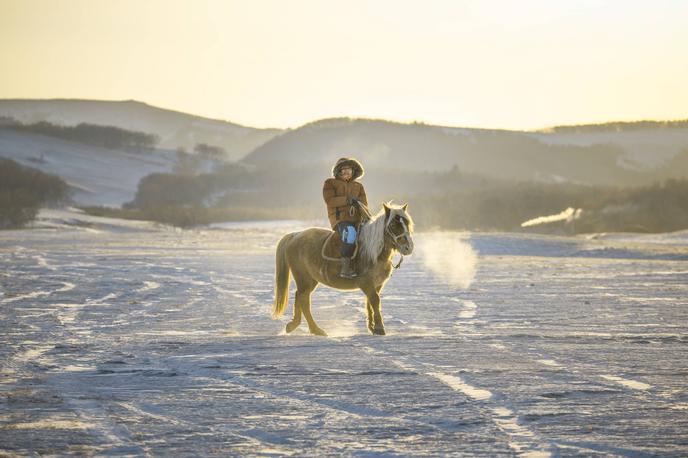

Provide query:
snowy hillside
left=528, top=128, right=688, bottom=171
left=242, top=118, right=688, bottom=186
left=0, top=99, right=282, bottom=161
left=0, top=128, right=177, bottom=206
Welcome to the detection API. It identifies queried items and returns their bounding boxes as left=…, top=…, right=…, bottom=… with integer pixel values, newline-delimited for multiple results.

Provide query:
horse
left=272, top=202, right=414, bottom=336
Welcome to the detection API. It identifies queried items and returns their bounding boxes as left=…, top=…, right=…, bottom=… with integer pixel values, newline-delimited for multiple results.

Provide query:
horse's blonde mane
left=359, top=203, right=413, bottom=265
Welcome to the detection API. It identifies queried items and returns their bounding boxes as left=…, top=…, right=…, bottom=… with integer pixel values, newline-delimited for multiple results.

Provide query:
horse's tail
left=272, top=232, right=294, bottom=319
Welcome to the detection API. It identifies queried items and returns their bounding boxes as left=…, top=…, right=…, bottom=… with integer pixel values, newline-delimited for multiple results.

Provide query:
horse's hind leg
left=285, top=299, right=302, bottom=333
left=362, top=283, right=385, bottom=335
left=295, top=279, right=326, bottom=336
left=366, top=300, right=374, bottom=332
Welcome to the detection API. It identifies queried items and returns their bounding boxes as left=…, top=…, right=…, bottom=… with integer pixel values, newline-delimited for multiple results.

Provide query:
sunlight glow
left=1, top=0, right=686, bottom=129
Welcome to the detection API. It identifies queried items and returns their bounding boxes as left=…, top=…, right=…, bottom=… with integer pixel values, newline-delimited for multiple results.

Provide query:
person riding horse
left=322, top=157, right=368, bottom=278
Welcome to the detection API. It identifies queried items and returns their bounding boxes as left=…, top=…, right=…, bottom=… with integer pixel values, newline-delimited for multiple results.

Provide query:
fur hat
left=332, top=157, right=364, bottom=180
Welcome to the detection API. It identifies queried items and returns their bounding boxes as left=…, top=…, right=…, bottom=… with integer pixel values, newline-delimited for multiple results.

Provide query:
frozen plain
left=1, top=210, right=687, bottom=457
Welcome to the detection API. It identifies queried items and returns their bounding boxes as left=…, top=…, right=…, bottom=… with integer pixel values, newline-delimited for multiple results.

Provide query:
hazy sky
left=1, top=0, right=687, bottom=129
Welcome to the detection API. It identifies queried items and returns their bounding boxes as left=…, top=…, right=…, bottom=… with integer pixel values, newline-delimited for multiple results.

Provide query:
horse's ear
left=383, top=202, right=391, bottom=219
left=402, top=203, right=408, bottom=212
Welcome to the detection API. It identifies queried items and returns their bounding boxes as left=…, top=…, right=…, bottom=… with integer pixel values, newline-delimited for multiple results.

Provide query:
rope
left=321, top=200, right=399, bottom=270
left=392, top=253, right=404, bottom=269
left=321, top=230, right=358, bottom=262
left=356, top=200, right=374, bottom=221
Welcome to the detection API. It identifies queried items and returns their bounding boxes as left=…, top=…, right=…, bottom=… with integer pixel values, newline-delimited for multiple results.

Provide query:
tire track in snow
left=55, top=292, right=119, bottom=329
left=183, top=368, right=400, bottom=420
left=356, top=343, right=554, bottom=457
left=479, top=328, right=663, bottom=400
left=0, top=344, right=55, bottom=382
left=450, top=296, right=665, bottom=408
left=343, top=297, right=555, bottom=456
left=33, top=254, right=56, bottom=271
left=452, top=298, right=484, bottom=337
left=112, top=398, right=300, bottom=454
left=3, top=289, right=119, bottom=380
left=600, top=374, right=652, bottom=391
left=1, top=289, right=53, bottom=304
left=136, top=281, right=160, bottom=293
left=1, top=281, right=75, bottom=304
left=161, top=358, right=476, bottom=439
left=452, top=298, right=679, bottom=421
left=457, top=300, right=477, bottom=319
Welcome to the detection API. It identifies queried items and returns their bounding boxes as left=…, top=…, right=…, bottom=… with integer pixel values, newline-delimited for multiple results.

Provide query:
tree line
left=0, top=158, right=69, bottom=229
left=546, top=119, right=688, bottom=134
left=3, top=119, right=159, bottom=151
left=80, top=160, right=688, bottom=233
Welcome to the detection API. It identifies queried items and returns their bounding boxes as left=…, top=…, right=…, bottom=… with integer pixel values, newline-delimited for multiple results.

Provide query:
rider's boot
left=339, top=257, right=357, bottom=278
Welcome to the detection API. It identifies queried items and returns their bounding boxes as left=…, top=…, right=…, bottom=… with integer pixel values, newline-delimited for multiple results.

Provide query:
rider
left=323, top=157, right=368, bottom=278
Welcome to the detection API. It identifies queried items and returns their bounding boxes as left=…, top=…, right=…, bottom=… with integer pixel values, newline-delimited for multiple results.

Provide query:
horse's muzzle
left=399, top=238, right=414, bottom=255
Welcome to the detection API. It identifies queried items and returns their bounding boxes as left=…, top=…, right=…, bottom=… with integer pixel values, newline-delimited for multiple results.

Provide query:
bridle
left=385, top=216, right=410, bottom=250
left=356, top=200, right=411, bottom=270
left=385, top=215, right=411, bottom=269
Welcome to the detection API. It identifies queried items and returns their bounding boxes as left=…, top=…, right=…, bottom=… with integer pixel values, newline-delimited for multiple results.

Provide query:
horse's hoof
left=285, top=321, right=300, bottom=333
left=372, top=327, right=386, bottom=336
left=310, top=327, right=328, bottom=337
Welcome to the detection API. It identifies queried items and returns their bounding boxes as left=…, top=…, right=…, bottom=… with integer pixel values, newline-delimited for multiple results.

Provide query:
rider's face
left=340, top=167, right=353, bottom=181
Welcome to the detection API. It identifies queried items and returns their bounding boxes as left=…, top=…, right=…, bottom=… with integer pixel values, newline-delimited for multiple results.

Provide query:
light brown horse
left=272, top=203, right=414, bottom=336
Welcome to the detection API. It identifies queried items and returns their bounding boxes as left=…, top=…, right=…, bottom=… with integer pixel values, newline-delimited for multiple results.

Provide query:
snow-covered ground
left=1, top=212, right=687, bottom=456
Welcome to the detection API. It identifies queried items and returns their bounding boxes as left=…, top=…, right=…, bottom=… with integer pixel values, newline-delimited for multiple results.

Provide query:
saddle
left=321, top=228, right=359, bottom=262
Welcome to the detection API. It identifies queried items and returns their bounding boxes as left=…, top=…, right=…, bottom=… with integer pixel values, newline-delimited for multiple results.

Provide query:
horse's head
left=383, top=202, right=414, bottom=255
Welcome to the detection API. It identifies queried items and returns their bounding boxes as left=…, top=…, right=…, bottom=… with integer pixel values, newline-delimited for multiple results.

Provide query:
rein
left=392, top=253, right=404, bottom=269
left=319, top=201, right=410, bottom=271
left=356, top=200, right=374, bottom=221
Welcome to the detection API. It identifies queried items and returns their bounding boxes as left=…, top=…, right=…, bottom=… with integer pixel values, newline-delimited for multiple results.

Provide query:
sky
left=1, top=0, right=687, bottom=130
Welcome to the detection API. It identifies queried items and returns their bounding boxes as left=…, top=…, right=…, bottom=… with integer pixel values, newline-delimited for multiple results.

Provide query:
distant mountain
left=1, top=100, right=687, bottom=208
left=527, top=127, right=688, bottom=172
left=242, top=118, right=688, bottom=186
left=0, top=99, right=283, bottom=161
left=540, top=119, right=688, bottom=133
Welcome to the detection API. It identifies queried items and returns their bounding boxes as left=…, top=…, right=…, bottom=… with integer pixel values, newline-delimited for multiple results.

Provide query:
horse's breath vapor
left=417, top=233, right=477, bottom=289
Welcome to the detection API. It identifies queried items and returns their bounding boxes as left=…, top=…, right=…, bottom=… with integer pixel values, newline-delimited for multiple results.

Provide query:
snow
left=439, top=127, right=474, bottom=137
left=0, top=129, right=177, bottom=206
left=33, top=208, right=162, bottom=233
left=209, top=219, right=319, bottom=231
left=586, top=230, right=688, bottom=246
left=1, top=213, right=687, bottom=455
left=528, top=128, right=688, bottom=171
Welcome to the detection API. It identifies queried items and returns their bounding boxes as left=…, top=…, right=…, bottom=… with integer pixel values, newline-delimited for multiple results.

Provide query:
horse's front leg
left=366, top=299, right=374, bottom=333
left=362, top=284, right=385, bottom=335
left=365, top=284, right=384, bottom=333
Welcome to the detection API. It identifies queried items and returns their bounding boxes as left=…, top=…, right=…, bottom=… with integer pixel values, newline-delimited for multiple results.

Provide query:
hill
left=0, top=128, right=177, bottom=206
left=242, top=118, right=688, bottom=186
left=0, top=99, right=283, bottom=161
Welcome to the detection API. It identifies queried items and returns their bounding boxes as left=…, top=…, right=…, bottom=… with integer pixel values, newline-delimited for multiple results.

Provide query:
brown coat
left=323, top=177, right=368, bottom=229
